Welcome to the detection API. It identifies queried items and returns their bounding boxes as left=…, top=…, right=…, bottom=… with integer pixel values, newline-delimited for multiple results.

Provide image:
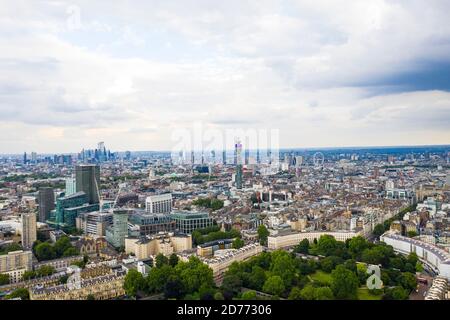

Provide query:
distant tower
left=235, top=140, right=243, bottom=189
left=38, top=187, right=55, bottom=222
left=23, top=152, right=27, bottom=164
left=222, top=148, right=227, bottom=165
left=21, top=212, right=36, bottom=249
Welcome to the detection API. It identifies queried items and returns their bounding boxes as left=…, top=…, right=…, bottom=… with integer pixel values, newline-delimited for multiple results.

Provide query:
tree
left=320, top=256, right=337, bottom=273
left=176, top=256, right=214, bottom=294
left=6, top=288, right=29, bottom=300
left=198, top=284, right=215, bottom=300
left=169, top=253, right=179, bottom=267
left=155, top=253, right=169, bottom=268
left=348, top=236, right=368, bottom=258
left=241, top=290, right=257, bottom=300
left=164, top=275, right=184, bottom=299
left=315, top=235, right=338, bottom=256
left=257, top=225, right=269, bottom=246
left=315, top=287, right=334, bottom=300
left=22, top=271, right=36, bottom=281
left=288, top=287, right=303, bottom=300
left=232, top=238, right=245, bottom=249
left=343, top=259, right=357, bottom=273
left=214, top=292, right=225, bottom=300
left=36, top=265, right=56, bottom=277
left=331, top=265, right=359, bottom=299
left=147, top=264, right=173, bottom=293
left=123, top=269, right=145, bottom=297
left=221, top=274, right=242, bottom=296
left=86, top=294, right=96, bottom=300
left=407, top=231, right=418, bottom=238
left=294, top=239, right=310, bottom=254
left=62, top=247, right=79, bottom=257
left=0, top=273, right=10, bottom=285
left=34, top=242, right=56, bottom=261
left=270, top=251, right=296, bottom=287
left=373, top=224, right=386, bottom=237
left=54, top=237, right=73, bottom=257
left=262, top=276, right=285, bottom=296
left=383, top=286, right=409, bottom=300
left=299, top=285, right=316, bottom=300
left=248, top=265, right=266, bottom=291
left=398, top=272, right=417, bottom=292
left=415, top=261, right=424, bottom=272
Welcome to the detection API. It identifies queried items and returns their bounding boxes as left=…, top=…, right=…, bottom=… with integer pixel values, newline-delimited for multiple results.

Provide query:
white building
left=145, top=193, right=172, bottom=214
left=380, top=232, right=450, bottom=280
left=268, top=230, right=362, bottom=250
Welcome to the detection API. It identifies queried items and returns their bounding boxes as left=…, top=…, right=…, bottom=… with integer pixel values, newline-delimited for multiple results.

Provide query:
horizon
left=3, top=143, right=449, bottom=156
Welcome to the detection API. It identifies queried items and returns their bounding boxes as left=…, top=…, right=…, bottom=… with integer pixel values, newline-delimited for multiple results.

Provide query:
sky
left=0, top=0, right=449, bottom=153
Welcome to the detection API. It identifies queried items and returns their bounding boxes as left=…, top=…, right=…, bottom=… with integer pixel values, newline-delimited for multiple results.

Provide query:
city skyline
left=1, top=1, right=449, bottom=153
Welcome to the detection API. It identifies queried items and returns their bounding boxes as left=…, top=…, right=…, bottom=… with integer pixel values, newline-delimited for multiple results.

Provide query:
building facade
left=171, top=211, right=214, bottom=234
left=0, top=250, right=32, bottom=283
left=75, top=164, right=100, bottom=204
left=145, top=193, right=172, bottom=214
left=21, top=212, right=36, bottom=249
left=38, top=187, right=55, bottom=223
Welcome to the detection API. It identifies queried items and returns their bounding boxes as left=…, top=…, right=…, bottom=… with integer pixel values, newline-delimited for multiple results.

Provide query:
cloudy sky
left=0, top=0, right=449, bottom=153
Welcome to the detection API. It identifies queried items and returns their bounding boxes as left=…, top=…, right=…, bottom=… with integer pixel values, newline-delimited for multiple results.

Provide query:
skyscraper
left=21, top=212, right=36, bottom=249
left=65, top=176, right=76, bottom=196
left=38, top=187, right=55, bottom=222
left=235, top=140, right=243, bottom=189
left=75, top=164, right=100, bottom=204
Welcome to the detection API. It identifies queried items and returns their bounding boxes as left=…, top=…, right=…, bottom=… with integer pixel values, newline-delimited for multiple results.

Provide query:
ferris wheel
left=313, top=152, right=324, bottom=167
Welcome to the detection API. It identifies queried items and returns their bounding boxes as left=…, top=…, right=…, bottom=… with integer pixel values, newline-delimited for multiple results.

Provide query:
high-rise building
left=106, top=209, right=129, bottom=248
left=38, top=187, right=55, bottom=223
left=75, top=164, right=100, bottom=204
left=65, top=176, right=76, bottom=196
left=145, top=193, right=172, bottom=214
left=21, top=212, right=37, bottom=249
left=23, top=152, right=27, bottom=164
left=235, top=140, right=243, bottom=189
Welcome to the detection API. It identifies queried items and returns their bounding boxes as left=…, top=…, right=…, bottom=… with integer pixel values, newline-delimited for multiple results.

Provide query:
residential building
left=0, top=250, right=33, bottom=283
left=145, top=193, right=172, bottom=214
left=21, top=212, right=36, bottom=249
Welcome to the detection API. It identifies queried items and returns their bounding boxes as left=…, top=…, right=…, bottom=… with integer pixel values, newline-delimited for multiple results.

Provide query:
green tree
left=415, top=261, right=424, bottom=272
left=214, top=292, right=225, bottom=300
left=348, top=236, right=368, bottom=258
left=0, top=273, right=10, bottom=285
left=315, top=235, right=338, bottom=256
left=86, top=294, right=96, bottom=300
left=383, top=286, right=409, bottom=300
left=155, top=253, right=169, bottom=268
left=248, top=265, right=266, bottom=291
left=299, top=285, right=316, bottom=300
left=63, top=247, right=79, bottom=257
left=398, top=272, right=417, bottom=292
left=232, top=238, right=245, bottom=249
left=22, top=271, right=36, bottom=281
left=241, top=290, right=257, bottom=300
left=262, top=275, right=285, bottom=296
left=34, top=242, right=56, bottom=261
left=169, top=253, right=179, bottom=267
left=221, top=274, right=243, bottom=296
left=176, top=256, right=214, bottom=294
left=54, top=237, right=73, bottom=257
left=294, top=239, right=310, bottom=254
left=315, top=287, right=334, bottom=300
left=6, top=288, right=29, bottom=300
left=331, top=265, right=359, bottom=299
left=147, top=264, right=174, bottom=293
left=164, top=275, right=184, bottom=299
left=407, top=231, right=418, bottom=238
left=36, top=265, right=56, bottom=277
left=372, top=224, right=386, bottom=237
left=257, top=225, right=270, bottom=246
left=288, top=287, right=303, bottom=300
left=270, top=250, right=296, bottom=287
left=123, top=269, right=145, bottom=297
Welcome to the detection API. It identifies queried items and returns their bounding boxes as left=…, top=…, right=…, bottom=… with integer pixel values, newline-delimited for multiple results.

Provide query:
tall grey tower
left=38, top=187, right=55, bottom=222
left=75, top=164, right=100, bottom=204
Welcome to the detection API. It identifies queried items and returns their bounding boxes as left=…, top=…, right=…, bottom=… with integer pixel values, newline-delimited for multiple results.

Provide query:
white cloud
left=0, top=0, right=449, bottom=153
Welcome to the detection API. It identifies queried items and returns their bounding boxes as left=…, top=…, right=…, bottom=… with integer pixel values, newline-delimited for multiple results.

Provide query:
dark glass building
left=38, top=187, right=55, bottom=223
left=75, top=164, right=100, bottom=204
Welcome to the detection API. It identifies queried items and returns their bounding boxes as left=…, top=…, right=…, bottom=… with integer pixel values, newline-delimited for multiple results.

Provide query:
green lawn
left=309, top=270, right=333, bottom=285
left=357, top=287, right=383, bottom=300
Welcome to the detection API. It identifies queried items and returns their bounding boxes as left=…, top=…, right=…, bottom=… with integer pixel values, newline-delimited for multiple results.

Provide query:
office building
left=50, top=192, right=99, bottom=228
left=21, top=212, right=36, bottom=249
left=65, top=176, right=76, bottom=196
left=235, top=140, right=243, bottom=189
left=145, top=193, right=172, bottom=214
left=38, top=187, right=55, bottom=223
left=129, top=211, right=176, bottom=236
left=76, top=211, right=113, bottom=237
left=105, top=209, right=129, bottom=248
left=75, top=164, right=100, bottom=204
left=171, top=211, right=214, bottom=234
